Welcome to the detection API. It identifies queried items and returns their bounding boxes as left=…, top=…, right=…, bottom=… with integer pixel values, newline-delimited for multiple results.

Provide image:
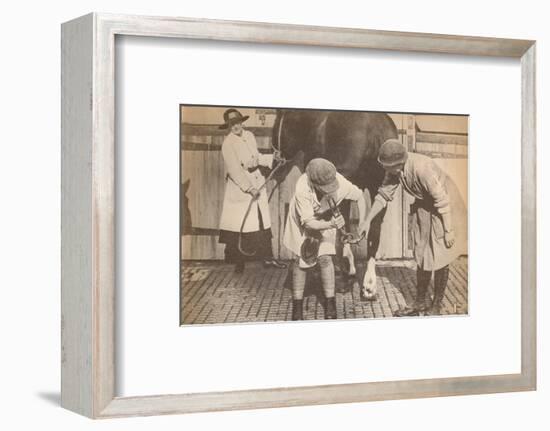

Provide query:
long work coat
left=376, top=152, right=467, bottom=271
left=219, top=130, right=274, bottom=233
left=283, top=173, right=363, bottom=267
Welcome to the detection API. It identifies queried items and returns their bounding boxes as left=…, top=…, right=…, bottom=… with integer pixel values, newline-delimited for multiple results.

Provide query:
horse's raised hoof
left=361, top=292, right=377, bottom=302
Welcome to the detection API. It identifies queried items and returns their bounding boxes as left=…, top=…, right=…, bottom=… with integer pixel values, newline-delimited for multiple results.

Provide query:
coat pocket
left=432, top=213, right=445, bottom=240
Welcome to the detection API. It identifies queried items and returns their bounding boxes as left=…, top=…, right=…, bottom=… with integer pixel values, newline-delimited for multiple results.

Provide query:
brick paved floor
left=180, top=256, right=468, bottom=325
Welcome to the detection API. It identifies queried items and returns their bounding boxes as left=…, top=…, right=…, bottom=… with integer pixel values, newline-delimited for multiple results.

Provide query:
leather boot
left=292, top=299, right=303, bottom=321
left=394, top=267, right=431, bottom=317
left=426, top=265, right=449, bottom=316
left=325, top=297, right=337, bottom=319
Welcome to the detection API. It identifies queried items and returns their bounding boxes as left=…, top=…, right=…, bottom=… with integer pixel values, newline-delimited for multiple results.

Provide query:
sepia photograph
left=180, top=105, right=468, bottom=325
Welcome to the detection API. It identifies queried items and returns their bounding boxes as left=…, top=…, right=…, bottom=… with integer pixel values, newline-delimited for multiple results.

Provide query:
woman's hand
left=248, top=188, right=260, bottom=199
left=273, top=150, right=285, bottom=164
left=444, top=229, right=455, bottom=248
left=358, top=221, right=370, bottom=239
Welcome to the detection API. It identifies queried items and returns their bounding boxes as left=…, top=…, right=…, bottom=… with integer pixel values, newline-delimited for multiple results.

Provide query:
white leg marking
left=362, top=257, right=377, bottom=300
left=342, top=243, right=356, bottom=276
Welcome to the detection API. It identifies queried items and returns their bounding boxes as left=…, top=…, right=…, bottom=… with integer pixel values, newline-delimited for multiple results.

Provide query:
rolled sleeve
left=336, top=174, right=363, bottom=202
left=294, top=189, right=315, bottom=226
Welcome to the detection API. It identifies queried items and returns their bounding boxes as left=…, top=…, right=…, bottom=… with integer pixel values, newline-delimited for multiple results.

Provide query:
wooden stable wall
left=180, top=125, right=279, bottom=260
left=181, top=113, right=468, bottom=261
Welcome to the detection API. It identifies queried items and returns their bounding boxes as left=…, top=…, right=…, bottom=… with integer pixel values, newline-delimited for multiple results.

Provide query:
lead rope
left=238, top=112, right=287, bottom=256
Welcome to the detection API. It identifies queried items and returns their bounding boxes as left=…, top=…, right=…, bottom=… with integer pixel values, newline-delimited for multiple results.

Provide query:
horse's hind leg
left=343, top=243, right=356, bottom=276
left=339, top=200, right=356, bottom=277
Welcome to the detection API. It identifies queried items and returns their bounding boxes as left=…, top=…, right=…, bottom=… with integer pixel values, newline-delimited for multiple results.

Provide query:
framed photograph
left=179, top=104, right=469, bottom=325
left=61, top=13, right=536, bottom=418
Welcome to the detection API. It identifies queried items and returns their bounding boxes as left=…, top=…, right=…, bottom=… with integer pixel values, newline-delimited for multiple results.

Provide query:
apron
left=407, top=168, right=467, bottom=271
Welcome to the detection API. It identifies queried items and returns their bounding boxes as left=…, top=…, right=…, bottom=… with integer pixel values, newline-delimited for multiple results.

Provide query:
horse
left=273, top=109, right=399, bottom=299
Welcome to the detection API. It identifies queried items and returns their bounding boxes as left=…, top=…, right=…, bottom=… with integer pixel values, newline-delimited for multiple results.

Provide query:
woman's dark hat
left=219, top=108, right=250, bottom=130
left=378, top=139, right=408, bottom=167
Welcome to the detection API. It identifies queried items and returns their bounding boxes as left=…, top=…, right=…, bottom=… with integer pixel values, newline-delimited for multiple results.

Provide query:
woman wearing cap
left=283, top=158, right=366, bottom=320
left=359, top=139, right=467, bottom=316
left=218, top=108, right=286, bottom=273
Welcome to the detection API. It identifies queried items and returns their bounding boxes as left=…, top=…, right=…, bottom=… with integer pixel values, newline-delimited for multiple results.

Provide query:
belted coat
left=219, top=130, right=274, bottom=233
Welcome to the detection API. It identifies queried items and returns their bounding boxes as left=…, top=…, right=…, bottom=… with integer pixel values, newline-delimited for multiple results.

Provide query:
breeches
left=292, top=255, right=335, bottom=300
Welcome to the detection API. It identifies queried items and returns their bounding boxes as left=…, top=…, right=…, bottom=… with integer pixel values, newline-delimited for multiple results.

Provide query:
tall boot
left=394, top=267, right=431, bottom=317
left=292, top=299, right=304, bottom=321
left=325, top=297, right=337, bottom=319
left=427, top=265, right=449, bottom=316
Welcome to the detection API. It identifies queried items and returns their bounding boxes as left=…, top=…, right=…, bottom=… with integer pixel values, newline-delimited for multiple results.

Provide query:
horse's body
left=274, top=109, right=398, bottom=297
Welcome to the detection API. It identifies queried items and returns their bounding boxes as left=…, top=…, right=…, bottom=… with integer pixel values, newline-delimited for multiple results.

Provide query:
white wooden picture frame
left=61, top=12, right=536, bottom=419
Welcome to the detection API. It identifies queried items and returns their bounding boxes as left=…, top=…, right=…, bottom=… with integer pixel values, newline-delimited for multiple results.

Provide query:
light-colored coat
left=283, top=173, right=363, bottom=266
left=376, top=152, right=467, bottom=271
left=219, top=130, right=273, bottom=233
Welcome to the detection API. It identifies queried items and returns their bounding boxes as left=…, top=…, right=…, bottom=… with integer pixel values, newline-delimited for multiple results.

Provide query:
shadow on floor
left=36, top=391, right=61, bottom=406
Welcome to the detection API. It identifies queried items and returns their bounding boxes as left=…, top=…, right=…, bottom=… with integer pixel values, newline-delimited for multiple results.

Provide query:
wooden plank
left=181, top=235, right=224, bottom=260
left=182, top=123, right=273, bottom=137
left=181, top=137, right=287, bottom=260
left=102, top=372, right=531, bottom=417
left=416, top=132, right=468, bottom=146
left=181, top=149, right=226, bottom=259
left=100, top=13, right=533, bottom=58
left=61, top=13, right=94, bottom=418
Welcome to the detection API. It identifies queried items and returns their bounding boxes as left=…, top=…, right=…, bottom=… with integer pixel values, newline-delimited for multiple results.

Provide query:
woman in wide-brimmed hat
left=218, top=108, right=286, bottom=273
left=359, top=139, right=467, bottom=316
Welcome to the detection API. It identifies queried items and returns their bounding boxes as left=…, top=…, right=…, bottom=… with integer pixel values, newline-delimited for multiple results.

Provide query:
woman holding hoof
left=283, top=158, right=366, bottom=320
